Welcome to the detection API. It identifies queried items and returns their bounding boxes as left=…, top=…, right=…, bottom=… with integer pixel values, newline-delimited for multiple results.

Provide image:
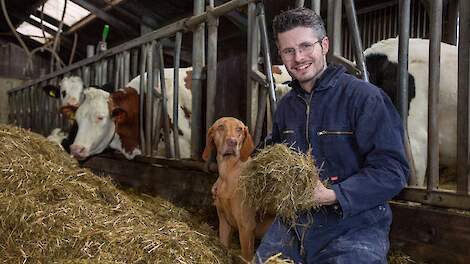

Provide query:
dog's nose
left=226, top=138, right=237, bottom=147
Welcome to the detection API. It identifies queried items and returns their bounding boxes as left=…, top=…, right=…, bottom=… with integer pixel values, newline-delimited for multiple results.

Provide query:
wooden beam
left=70, top=0, right=137, bottom=37
left=390, top=201, right=470, bottom=264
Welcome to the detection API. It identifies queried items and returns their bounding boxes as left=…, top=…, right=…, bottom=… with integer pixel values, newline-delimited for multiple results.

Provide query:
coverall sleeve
left=330, top=91, right=409, bottom=218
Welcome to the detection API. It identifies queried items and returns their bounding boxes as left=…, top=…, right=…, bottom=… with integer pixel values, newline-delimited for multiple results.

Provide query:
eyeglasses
left=279, top=39, right=323, bottom=61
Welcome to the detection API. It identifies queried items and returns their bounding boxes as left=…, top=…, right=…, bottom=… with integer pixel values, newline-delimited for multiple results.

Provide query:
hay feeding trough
left=0, top=124, right=229, bottom=263
left=239, top=144, right=321, bottom=225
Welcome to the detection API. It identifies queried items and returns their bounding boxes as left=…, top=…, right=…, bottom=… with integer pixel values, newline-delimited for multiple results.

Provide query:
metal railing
left=8, top=0, right=255, bottom=161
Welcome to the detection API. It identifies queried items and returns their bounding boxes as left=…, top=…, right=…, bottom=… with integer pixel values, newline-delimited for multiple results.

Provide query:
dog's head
left=202, top=117, right=254, bottom=162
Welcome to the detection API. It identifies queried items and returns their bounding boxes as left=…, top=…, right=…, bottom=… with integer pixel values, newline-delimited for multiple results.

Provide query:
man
left=255, top=8, right=409, bottom=263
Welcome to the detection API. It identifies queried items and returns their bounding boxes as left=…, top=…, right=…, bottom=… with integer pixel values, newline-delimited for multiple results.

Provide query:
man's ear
left=202, top=126, right=214, bottom=161
left=59, top=105, right=78, bottom=120
left=111, top=107, right=128, bottom=124
left=240, top=126, right=254, bottom=162
left=321, top=36, right=330, bottom=55
left=42, top=85, right=61, bottom=98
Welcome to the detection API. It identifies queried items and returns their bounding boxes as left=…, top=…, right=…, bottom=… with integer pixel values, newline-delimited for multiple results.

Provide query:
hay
left=388, top=248, right=417, bottom=264
left=262, top=253, right=294, bottom=264
left=0, top=124, right=230, bottom=263
left=239, top=144, right=321, bottom=225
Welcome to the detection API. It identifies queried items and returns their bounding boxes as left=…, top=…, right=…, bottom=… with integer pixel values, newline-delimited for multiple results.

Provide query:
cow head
left=42, top=76, right=84, bottom=107
left=70, top=88, right=115, bottom=160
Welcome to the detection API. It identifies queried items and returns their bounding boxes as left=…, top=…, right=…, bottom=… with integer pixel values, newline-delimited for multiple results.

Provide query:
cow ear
left=202, top=126, right=214, bottom=161
left=111, top=107, right=128, bottom=124
left=240, top=126, right=254, bottom=162
left=42, top=85, right=60, bottom=98
left=59, top=105, right=78, bottom=120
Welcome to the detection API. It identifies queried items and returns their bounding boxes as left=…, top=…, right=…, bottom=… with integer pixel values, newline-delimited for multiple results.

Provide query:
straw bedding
left=0, top=124, right=229, bottom=263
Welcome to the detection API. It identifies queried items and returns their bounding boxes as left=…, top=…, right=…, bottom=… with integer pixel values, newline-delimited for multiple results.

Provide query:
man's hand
left=313, top=181, right=337, bottom=205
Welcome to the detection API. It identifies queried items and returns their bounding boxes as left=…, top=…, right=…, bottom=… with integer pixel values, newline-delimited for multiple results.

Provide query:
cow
left=42, top=76, right=114, bottom=152
left=69, top=68, right=194, bottom=160
left=364, top=38, right=458, bottom=186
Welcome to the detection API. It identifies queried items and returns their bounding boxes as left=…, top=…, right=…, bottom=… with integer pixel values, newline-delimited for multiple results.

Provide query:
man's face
left=277, top=26, right=329, bottom=91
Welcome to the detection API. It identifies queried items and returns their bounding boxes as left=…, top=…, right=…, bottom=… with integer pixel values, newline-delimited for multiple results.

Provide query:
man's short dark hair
left=272, top=7, right=326, bottom=42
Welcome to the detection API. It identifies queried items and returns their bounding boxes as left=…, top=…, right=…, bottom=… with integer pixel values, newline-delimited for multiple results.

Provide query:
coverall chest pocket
left=317, top=127, right=356, bottom=164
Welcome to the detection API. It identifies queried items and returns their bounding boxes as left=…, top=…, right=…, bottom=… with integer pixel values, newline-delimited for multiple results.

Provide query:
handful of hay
left=0, top=124, right=229, bottom=263
left=239, top=144, right=321, bottom=225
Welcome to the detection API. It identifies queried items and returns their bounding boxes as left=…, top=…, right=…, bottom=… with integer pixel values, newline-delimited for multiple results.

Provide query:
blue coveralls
left=255, top=65, right=409, bottom=263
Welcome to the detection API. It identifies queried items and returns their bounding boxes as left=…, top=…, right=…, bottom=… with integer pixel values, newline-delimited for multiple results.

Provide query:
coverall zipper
left=317, top=131, right=354, bottom=136
left=297, top=92, right=314, bottom=148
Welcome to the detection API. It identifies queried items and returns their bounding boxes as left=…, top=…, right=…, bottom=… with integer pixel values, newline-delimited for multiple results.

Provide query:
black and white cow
left=364, top=38, right=458, bottom=186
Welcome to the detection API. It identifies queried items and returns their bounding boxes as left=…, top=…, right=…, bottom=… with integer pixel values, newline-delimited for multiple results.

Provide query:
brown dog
left=203, top=117, right=273, bottom=262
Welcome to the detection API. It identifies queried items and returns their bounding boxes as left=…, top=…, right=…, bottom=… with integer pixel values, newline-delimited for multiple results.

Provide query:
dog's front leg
left=217, top=211, right=233, bottom=248
left=238, top=223, right=256, bottom=262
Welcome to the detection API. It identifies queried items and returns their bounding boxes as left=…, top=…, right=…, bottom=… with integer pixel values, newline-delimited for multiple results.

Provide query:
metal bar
left=146, top=42, right=154, bottom=157
left=457, top=0, right=470, bottom=194
left=296, top=0, right=305, bottom=8
left=206, top=5, right=219, bottom=132
left=398, top=0, right=411, bottom=128
left=114, top=54, right=121, bottom=89
left=246, top=1, right=259, bottom=134
left=344, top=0, right=368, bottom=81
left=427, top=0, right=442, bottom=191
left=191, top=0, right=205, bottom=160
left=254, top=86, right=268, bottom=145
left=398, top=0, right=415, bottom=186
left=258, top=2, right=277, bottom=117
left=131, top=49, right=138, bottom=78
left=312, top=0, right=321, bottom=14
left=139, top=44, right=147, bottom=155
left=124, top=50, right=130, bottom=85
left=9, top=0, right=255, bottom=94
left=158, top=41, right=173, bottom=158
left=173, top=32, right=183, bottom=159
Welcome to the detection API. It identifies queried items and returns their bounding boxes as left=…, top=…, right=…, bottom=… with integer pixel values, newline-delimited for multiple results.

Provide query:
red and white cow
left=70, top=68, right=193, bottom=160
left=364, top=38, right=458, bottom=186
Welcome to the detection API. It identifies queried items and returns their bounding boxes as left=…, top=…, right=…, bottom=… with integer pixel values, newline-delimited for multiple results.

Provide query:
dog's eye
left=236, top=127, right=242, bottom=133
left=217, top=124, right=225, bottom=130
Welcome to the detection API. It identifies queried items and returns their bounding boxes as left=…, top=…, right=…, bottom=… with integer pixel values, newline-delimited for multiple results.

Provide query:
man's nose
left=294, top=49, right=306, bottom=61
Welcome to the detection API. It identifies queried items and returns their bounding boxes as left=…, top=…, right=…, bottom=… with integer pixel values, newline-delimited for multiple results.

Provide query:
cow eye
left=61, top=90, right=66, bottom=98
left=97, top=116, right=104, bottom=121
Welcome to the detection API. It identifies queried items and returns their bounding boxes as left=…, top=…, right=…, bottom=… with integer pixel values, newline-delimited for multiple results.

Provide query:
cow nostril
left=71, top=145, right=86, bottom=156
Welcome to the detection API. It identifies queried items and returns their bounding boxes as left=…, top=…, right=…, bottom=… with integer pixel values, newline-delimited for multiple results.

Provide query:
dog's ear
left=202, top=126, right=214, bottom=161
left=240, top=126, right=254, bottom=162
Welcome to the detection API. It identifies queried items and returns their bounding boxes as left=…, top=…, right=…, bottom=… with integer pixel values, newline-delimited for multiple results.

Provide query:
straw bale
left=0, top=124, right=230, bottom=263
left=239, top=144, right=321, bottom=225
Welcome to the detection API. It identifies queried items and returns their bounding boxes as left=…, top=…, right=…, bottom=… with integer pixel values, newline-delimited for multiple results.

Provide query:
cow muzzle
left=70, top=144, right=89, bottom=160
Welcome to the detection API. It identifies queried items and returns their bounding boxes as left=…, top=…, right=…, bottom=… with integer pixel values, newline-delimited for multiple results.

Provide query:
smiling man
left=254, top=8, right=409, bottom=263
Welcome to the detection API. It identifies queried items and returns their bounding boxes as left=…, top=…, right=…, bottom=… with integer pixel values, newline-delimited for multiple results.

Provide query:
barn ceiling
left=0, top=0, right=409, bottom=66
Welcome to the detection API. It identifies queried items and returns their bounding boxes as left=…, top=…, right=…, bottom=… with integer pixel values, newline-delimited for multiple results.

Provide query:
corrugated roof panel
left=40, top=0, right=90, bottom=26
left=16, top=22, right=53, bottom=44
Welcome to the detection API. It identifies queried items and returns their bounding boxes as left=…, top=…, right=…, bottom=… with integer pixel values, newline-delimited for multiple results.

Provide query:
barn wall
left=0, top=77, right=23, bottom=124
left=216, top=37, right=247, bottom=123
